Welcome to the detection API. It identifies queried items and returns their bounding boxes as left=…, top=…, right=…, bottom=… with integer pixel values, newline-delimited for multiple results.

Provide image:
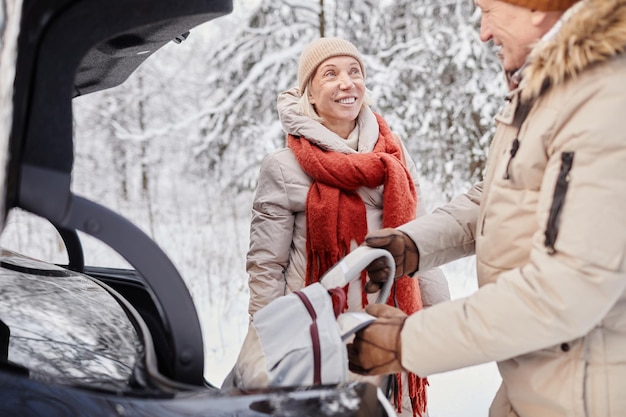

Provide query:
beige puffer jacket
left=397, top=1, right=626, bottom=416
left=246, top=89, right=450, bottom=318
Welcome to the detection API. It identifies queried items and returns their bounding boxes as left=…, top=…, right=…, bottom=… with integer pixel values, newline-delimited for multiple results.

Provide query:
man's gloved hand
left=363, top=228, right=419, bottom=293
left=347, top=303, right=407, bottom=376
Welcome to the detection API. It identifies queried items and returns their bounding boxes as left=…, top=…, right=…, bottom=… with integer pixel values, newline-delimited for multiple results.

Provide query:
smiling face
left=308, top=55, right=365, bottom=138
left=475, top=0, right=546, bottom=72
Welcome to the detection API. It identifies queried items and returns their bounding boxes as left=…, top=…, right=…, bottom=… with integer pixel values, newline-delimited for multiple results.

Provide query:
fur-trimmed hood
left=521, top=0, right=626, bottom=101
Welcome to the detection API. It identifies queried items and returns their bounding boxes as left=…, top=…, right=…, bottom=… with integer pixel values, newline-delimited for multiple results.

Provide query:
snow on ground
left=427, top=258, right=502, bottom=416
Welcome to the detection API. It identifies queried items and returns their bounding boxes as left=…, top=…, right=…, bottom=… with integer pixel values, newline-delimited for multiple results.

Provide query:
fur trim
left=521, top=0, right=626, bottom=102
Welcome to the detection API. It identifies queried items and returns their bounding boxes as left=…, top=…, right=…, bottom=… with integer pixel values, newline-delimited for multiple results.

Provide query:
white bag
left=224, top=246, right=394, bottom=389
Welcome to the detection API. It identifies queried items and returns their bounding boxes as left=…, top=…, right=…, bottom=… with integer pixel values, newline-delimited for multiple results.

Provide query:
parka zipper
left=502, top=99, right=531, bottom=181
left=544, top=152, right=574, bottom=254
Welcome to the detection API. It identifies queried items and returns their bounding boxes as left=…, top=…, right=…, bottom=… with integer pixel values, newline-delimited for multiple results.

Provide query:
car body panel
left=0, top=251, right=138, bottom=390
left=0, top=372, right=385, bottom=417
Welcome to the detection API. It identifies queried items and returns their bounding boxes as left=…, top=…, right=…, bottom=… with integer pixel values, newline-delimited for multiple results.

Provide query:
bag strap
left=293, top=291, right=321, bottom=384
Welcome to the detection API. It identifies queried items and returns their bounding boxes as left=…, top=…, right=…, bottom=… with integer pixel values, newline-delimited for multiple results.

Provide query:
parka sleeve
left=246, top=153, right=296, bottom=318
left=399, top=73, right=626, bottom=377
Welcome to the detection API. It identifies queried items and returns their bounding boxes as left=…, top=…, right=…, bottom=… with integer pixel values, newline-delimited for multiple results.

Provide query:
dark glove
left=347, top=303, right=407, bottom=375
left=363, top=228, right=419, bottom=293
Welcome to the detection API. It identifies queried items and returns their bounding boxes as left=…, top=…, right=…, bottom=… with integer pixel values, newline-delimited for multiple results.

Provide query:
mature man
left=348, top=0, right=626, bottom=416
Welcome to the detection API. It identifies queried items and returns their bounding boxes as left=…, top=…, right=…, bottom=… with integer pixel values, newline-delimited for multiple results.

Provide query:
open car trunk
left=9, top=0, right=232, bottom=387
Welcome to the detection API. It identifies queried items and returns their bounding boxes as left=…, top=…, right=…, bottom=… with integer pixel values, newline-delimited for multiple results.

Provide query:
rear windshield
left=0, top=253, right=140, bottom=391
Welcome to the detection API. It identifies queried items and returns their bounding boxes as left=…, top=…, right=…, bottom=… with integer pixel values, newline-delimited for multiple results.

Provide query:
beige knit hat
left=297, top=37, right=365, bottom=93
left=498, top=0, right=580, bottom=11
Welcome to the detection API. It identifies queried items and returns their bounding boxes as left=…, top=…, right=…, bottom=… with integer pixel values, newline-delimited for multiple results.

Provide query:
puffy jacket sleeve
left=246, top=152, right=296, bottom=318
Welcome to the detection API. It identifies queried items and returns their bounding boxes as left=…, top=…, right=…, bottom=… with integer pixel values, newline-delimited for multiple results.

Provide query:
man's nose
left=479, top=16, right=492, bottom=42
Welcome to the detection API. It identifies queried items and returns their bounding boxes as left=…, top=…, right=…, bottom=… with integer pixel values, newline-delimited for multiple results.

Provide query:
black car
left=0, top=0, right=396, bottom=415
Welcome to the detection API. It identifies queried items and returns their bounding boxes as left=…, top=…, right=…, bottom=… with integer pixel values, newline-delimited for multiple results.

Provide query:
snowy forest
left=1, top=0, right=507, bottom=414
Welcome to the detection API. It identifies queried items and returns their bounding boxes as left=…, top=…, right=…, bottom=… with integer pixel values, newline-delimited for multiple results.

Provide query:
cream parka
left=396, top=1, right=626, bottom=416
left=246, top=89, right=450, bottom=318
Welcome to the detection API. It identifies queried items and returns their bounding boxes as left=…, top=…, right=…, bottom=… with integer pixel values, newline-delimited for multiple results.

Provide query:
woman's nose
left=338, top=73, right=355, bottom=89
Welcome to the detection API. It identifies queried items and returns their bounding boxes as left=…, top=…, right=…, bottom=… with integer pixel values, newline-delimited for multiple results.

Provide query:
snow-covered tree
left=73, top=0, right=505, bottom=203
left=182, top=0, right=505, bottom=197
left=364, top=0, right=504, bottom=198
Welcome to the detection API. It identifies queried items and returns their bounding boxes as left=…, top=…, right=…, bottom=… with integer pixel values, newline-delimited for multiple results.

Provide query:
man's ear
left=530, top=9, right=547, bottom=26
left=531, top=9, right=563, bottom=29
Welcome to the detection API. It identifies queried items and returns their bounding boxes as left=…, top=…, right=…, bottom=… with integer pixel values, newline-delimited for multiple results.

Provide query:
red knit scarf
left=287, top=113, right=428, bottom=417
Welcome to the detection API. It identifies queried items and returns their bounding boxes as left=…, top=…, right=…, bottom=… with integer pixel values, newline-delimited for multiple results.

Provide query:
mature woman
left=246, top=37, right=448, bottom=417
